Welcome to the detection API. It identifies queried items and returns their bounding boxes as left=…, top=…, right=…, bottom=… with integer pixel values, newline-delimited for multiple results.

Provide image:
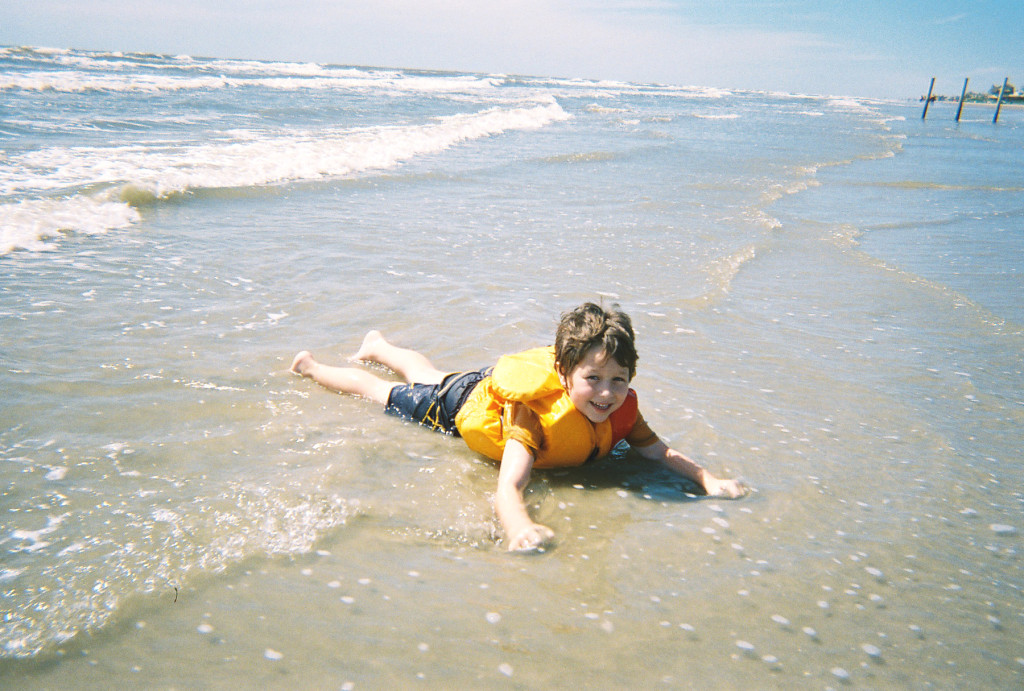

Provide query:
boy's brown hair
left=555, top=303, right=638, bottom=380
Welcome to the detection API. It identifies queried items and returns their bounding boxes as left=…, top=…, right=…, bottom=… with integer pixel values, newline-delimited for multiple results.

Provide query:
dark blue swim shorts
left=384, top=367, right=490, bottom=436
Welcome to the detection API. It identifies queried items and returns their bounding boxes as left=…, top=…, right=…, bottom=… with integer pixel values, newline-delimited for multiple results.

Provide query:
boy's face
left=560, top=346, right=630, bottom=424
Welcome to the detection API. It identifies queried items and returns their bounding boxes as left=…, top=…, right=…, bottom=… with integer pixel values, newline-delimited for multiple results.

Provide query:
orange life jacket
left=454, top=346, right=639, bottom=468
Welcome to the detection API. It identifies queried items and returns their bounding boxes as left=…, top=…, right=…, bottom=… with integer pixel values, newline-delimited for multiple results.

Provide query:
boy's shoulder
left=491, top=347, right=560, bottom=401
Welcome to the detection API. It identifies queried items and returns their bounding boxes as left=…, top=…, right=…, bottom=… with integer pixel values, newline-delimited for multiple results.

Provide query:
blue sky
left=3, top=0, right=1021, bottom=98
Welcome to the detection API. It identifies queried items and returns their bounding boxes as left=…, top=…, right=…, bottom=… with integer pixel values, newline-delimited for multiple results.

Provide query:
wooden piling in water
left=955, top=78, right=969, bottom=122
left=922, top=77, right=935, bottom=119
left=993, top=78, right=1008, bottom=123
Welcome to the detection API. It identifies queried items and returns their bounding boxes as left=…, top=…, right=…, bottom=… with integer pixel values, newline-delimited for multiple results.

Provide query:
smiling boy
left=291, top=303, right=745, bottom=552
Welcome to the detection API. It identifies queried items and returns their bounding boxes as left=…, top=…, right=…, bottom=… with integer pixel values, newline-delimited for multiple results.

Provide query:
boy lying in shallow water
left=291, top=302, right=746, bottom=552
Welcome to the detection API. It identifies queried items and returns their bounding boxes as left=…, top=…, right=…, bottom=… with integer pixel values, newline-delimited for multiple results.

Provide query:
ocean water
left=1, top=46, right=1022, bottom=688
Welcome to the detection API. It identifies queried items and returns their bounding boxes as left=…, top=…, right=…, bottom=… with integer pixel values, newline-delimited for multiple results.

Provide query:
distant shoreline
left=918, top=95, right=1023, bottom=106
left=915, top=99, right=1023, bottom=112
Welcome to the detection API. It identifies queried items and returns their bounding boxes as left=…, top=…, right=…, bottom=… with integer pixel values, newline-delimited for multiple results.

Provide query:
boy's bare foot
left=352, top=330, right=386, bottom=362
left=290, top=351, right=315, bottom=376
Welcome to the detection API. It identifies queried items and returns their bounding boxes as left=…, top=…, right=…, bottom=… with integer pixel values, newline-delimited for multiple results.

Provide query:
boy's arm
left=634, top=439, right=746, bottom=498
left=494, top=439, right=555, bottom=551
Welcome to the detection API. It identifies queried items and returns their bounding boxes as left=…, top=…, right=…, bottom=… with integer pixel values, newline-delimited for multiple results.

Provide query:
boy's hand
left=703, top=475, right=747, bottom=499
left=508, top=523, right=555, bottom=552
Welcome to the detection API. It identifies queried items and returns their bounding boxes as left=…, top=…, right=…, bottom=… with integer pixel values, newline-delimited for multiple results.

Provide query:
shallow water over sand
left=2, top=49, right=1022, bottom=688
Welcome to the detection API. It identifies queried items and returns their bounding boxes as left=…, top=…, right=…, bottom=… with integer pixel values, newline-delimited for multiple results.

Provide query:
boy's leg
left=353, top=330, right=447, bottom=385
left=291, top=351, right=397, bottom=405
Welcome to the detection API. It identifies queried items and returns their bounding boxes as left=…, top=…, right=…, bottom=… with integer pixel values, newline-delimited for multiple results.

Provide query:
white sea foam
left=0, top=67, right=503, bottom=95
left=0, top=198, right=140, bottom=254
left=9, top=514, right=69, bottom=553
left=827, top=97, right=876, bottom=114
left=703, top=244, right=759, bottom=297
left=0, top=100, right=569, bottom=255
left=4, top=47, right=734, bottom=107
left=0, top=567, right=26, bottom=583
left=44, top=466, right=68, bottom=481
left=1, top=71, right=229, bottom=93
left=3, top=102, right=569, bottom=198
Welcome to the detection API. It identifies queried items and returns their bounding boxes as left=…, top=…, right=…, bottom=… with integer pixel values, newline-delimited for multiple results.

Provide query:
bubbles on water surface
left=831, top=666, right=850, bottom=681
left=735, top=640, right=755, bottom=653
left=861, top=643, right=882, bottom=659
